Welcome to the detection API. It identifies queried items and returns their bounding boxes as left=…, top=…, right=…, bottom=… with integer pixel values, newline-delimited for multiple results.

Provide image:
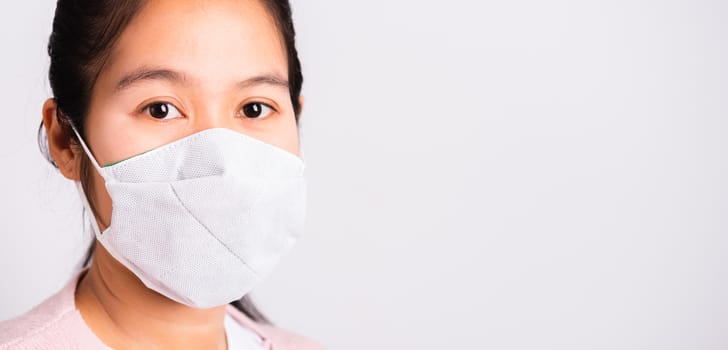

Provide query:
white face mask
left=70, top=125, right=306, bottom=308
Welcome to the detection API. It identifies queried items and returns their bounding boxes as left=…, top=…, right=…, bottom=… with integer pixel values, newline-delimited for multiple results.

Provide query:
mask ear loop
left=296, top=125, right=307, bottom=167
left=70, top=197, right=97, bottom=271
left=74, top=180, right=104, bottom=238
left=66, top=120, right=105, bottom=175
left=58, top=110, right=107, bottom=239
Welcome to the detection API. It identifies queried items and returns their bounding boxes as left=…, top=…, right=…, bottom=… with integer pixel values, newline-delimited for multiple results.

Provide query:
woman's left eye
left=240, top=102, right=274, bottom=119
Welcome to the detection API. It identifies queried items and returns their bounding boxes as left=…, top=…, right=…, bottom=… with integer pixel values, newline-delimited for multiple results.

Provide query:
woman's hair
left=38, top=0, right=304, bottom=324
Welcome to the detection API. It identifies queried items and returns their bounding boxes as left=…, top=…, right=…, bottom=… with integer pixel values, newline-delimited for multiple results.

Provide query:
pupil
left=244, top=103, right=262, bottom=118
left=150, top=103, right=168, bottom=119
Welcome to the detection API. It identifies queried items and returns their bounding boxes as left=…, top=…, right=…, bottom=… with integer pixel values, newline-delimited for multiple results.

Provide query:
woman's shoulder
left=225, top=305, right=327, bottom=350
left=0, top=274, right=108, bottom=350
left=0, top=274, right=325, bottom=350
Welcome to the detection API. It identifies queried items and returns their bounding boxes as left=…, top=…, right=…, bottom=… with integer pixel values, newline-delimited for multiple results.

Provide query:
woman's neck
left=75, top=242, right=228, bottom=350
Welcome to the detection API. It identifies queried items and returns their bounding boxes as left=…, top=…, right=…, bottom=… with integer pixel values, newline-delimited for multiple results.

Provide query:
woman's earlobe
left=42, top=98, right=81, bottom=180
left=298, top=95, right=305, bottom=116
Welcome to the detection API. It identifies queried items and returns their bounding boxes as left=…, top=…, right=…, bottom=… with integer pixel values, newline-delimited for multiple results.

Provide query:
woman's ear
left=298, top=95, right=305, bottom=117
left=42, top=98, right=82, bottom=181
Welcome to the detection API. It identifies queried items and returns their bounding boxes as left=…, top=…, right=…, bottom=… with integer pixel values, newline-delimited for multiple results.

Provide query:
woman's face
left=83, top=0, right=299, bottom=229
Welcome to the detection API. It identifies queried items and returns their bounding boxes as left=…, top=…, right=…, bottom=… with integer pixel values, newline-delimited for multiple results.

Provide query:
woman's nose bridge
left=190, top=103, right=237, bottom=132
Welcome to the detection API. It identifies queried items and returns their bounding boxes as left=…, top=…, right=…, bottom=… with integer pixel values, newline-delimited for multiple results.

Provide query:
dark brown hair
left=39, top=0, right=304, bottom=323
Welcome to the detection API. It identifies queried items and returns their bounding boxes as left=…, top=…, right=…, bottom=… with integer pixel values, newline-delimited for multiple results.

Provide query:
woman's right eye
left=144, top=102, right=182, bottom=120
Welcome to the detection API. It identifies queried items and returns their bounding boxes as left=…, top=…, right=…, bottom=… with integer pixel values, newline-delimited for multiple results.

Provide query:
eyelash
left=139, top=100, right=278, bottom=120
left=238, top=101, right=277, bottom=119
left=140, top=101, right=182, bottom=120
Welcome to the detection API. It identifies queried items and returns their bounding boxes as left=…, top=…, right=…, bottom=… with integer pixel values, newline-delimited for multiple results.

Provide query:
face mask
left=69, top=125, right=306, bottom=308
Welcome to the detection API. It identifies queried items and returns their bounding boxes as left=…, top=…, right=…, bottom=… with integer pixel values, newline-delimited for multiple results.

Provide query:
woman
left=0, top=0, right=322, bottom=349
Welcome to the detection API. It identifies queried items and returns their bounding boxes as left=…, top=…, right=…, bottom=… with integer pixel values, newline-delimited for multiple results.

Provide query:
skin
left=41, top=0, right=303, bottom=348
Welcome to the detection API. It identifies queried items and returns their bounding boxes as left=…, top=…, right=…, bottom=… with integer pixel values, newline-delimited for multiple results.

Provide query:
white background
left=1, top=1, right=727, bottom=349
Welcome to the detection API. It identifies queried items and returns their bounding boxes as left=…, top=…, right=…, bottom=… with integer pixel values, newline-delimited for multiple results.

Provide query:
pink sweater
left=0, top=272, right=324, bottom=349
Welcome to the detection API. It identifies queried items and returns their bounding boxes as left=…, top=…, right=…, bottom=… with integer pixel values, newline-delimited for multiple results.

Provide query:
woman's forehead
left=102, top=0, right=287, bottom=88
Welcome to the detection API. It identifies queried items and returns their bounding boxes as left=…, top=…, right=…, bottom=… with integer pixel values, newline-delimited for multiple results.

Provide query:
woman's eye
left=241, top=102, right=273, bottom=119
left=144, top=102, right=182, bottom=120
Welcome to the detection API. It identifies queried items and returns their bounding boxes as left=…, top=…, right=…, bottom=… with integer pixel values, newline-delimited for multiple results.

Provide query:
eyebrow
left=114, top=67, right=184, bottom=93
left=113, top=66, right=289, bottom=93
